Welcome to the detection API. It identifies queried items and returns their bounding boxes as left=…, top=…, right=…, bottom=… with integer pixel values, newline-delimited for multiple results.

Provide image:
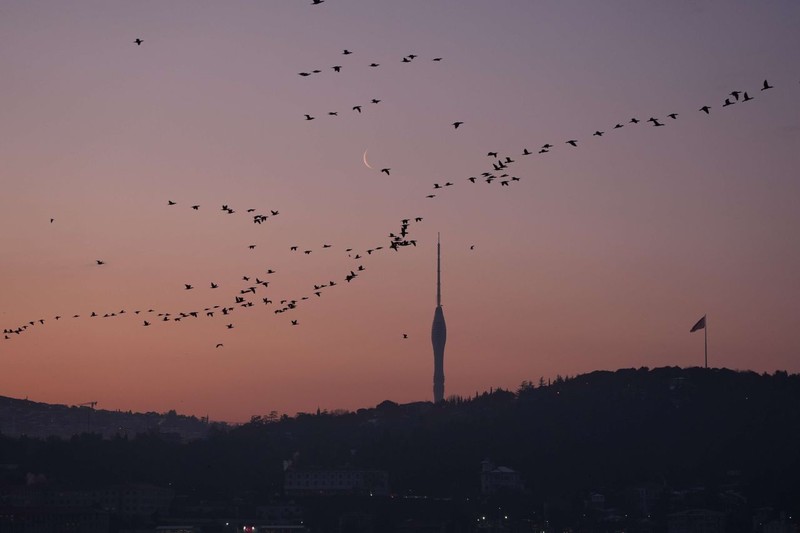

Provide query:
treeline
left=2, top=366, right=800, bottom=515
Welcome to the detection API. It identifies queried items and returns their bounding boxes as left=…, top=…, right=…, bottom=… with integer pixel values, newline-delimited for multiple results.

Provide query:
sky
left=1, top=0, right=799, bottom=423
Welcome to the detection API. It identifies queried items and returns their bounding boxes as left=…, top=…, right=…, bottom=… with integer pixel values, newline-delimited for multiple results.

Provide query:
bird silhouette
left=343, top=49, right=352, bottom=55
left=211, top=283, right=218, bottom=288
left=191, top=205, right=199, bottom=210
left=593, top=131, right=604, bottom=136
left=761, top=79, right=773, bottom=90
left=630, top=118, right=640, bottom=124
left=216, top=343, right=224, bottom=348
left=226, top=324, right=234, bottom=329
left=353, top=105, right=362, bottom=113
left=291, top=320, right=298, bottom=326
left=143, top=321, right=150, bottom=326
left=332, top=65, right=342, bottom=72
left=304, top=114, right=315, bottom=120
left=168, top=200, right=176, bottom=205
left=722, top=98, right=734, bottom=107
left=369, top=63, right=379, bottom=68
left=134, top=38, right=143, bottom=45
left=730, top=91, right=741, bottom=101
left=668, top=113, right=678, bottom=119
left=432, top=57, right=443, bottom=61
left=298, top=72, right=311, bottom=77
left=328, top=111, right=338, bottom=116
left=700, top=106, right=711, bottom=114
left=566, top=140, right=578, bottom=147
left=403, top=333, right=408, bottom=339
left=96, top=260, right=105, bottom=265
left=452, top=121, right=463, bottom=129
left=371, top=99, right=381, bottom=104
left=742, top=92, right=754, bottom=102
left=381, top=168, right=391, bottom=175
left=311, top=0, right=324, bottom=5
left=184, top=284, right=193, bottom=290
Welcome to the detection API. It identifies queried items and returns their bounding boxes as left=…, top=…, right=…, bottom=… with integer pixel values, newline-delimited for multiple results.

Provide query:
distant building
left=667, top=509, right=725, bottom=533
left=284, top=469, right=389, bottom=496
left=480, top=460, right=524, bottom=495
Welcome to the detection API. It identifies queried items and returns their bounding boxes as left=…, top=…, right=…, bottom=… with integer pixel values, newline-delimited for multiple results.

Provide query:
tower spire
left=436, top=232, right=441, bottom=307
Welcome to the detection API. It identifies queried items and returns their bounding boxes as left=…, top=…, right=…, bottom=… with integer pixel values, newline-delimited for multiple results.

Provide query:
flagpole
left=704, top=315, right=708, bottom=369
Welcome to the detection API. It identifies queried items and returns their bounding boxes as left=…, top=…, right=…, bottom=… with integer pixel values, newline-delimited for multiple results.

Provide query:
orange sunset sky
left=2, top=1, right=799, bottom=422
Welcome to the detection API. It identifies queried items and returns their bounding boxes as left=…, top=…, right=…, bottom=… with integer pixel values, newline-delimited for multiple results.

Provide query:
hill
left=2, top=366, right=799, bottom=530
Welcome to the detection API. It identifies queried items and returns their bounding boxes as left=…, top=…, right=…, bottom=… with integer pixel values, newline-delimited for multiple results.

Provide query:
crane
left=78, top=401, right=98, bottom=432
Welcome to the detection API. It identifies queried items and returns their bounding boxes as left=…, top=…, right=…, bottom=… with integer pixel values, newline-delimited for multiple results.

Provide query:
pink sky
left=2, top=1, right=799, bottom=422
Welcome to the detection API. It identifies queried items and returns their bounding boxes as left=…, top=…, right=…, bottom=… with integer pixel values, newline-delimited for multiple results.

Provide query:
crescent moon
left=362, top=149, right=373, bottom=170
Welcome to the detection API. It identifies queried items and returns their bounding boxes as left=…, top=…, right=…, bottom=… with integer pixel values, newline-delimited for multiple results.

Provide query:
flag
left=690, top=315, right=706, bottom=332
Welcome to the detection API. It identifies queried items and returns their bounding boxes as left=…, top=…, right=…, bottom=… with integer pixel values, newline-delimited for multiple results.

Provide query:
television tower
left=431, top=233, right=447, bottom=403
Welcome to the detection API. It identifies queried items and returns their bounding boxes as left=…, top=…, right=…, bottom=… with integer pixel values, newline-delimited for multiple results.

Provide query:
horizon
left=2, top=1, right=799, bottom=423
left=3, top=363, right=794, bottom=425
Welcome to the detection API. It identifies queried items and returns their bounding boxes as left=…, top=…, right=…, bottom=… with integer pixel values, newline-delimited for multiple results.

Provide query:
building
left=284, top=469, right=389, bottom=496
left=431, top=234, right=447, bottom=403
left=480, top=460, right=524, bottom=495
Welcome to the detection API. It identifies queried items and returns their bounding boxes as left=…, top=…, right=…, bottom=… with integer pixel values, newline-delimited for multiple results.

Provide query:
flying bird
left=168, top=200, right=176, bottom=205
left=700, top=105, right=711, bottom=114
left=216, top=343, right=224, bottom=348
left=722, top=98, right=734, bottom=107
left=452, top=121, right=463, bottom=129
left=134, top=38, right=143, bottom=45
left=742, top=92, right=753, bottom=102
left=667, top=113, right=678, bottom=119
left=381, top=168, right=391, bottom=175
left=353, top=105, right=362, bottom=113
left=311, top=0, right=324, bottom=4
left=369, top=63, right=379, bottom=67
left=332, top=65, right=342, bottom=72
left=432, top=57, right=443, bottom=61
left=184, top=284, right=193, bottom=290
left=96, top=260, right=105, bottom=265
left=343, top=49, right=352, bottom=55
left=291, top=320, right=298, bottom=326
left=566, top=140, right=578, bottom=147
left=371, top=99, right=381, bottom=104
left=191, top=205, right=199, bottom=210
left=304, top=114, right=315, bottom=120
left=761, top=79, right=773, bottom=90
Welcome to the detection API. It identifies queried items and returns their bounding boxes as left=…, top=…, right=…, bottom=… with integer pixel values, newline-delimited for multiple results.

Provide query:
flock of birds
left=414, top=79, right=778, bottom=201
left=299, top=50, right=445, bottom=122
left=3, top=202, right=424, bottom=346
left=1, top=31, right=789, bottom=352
